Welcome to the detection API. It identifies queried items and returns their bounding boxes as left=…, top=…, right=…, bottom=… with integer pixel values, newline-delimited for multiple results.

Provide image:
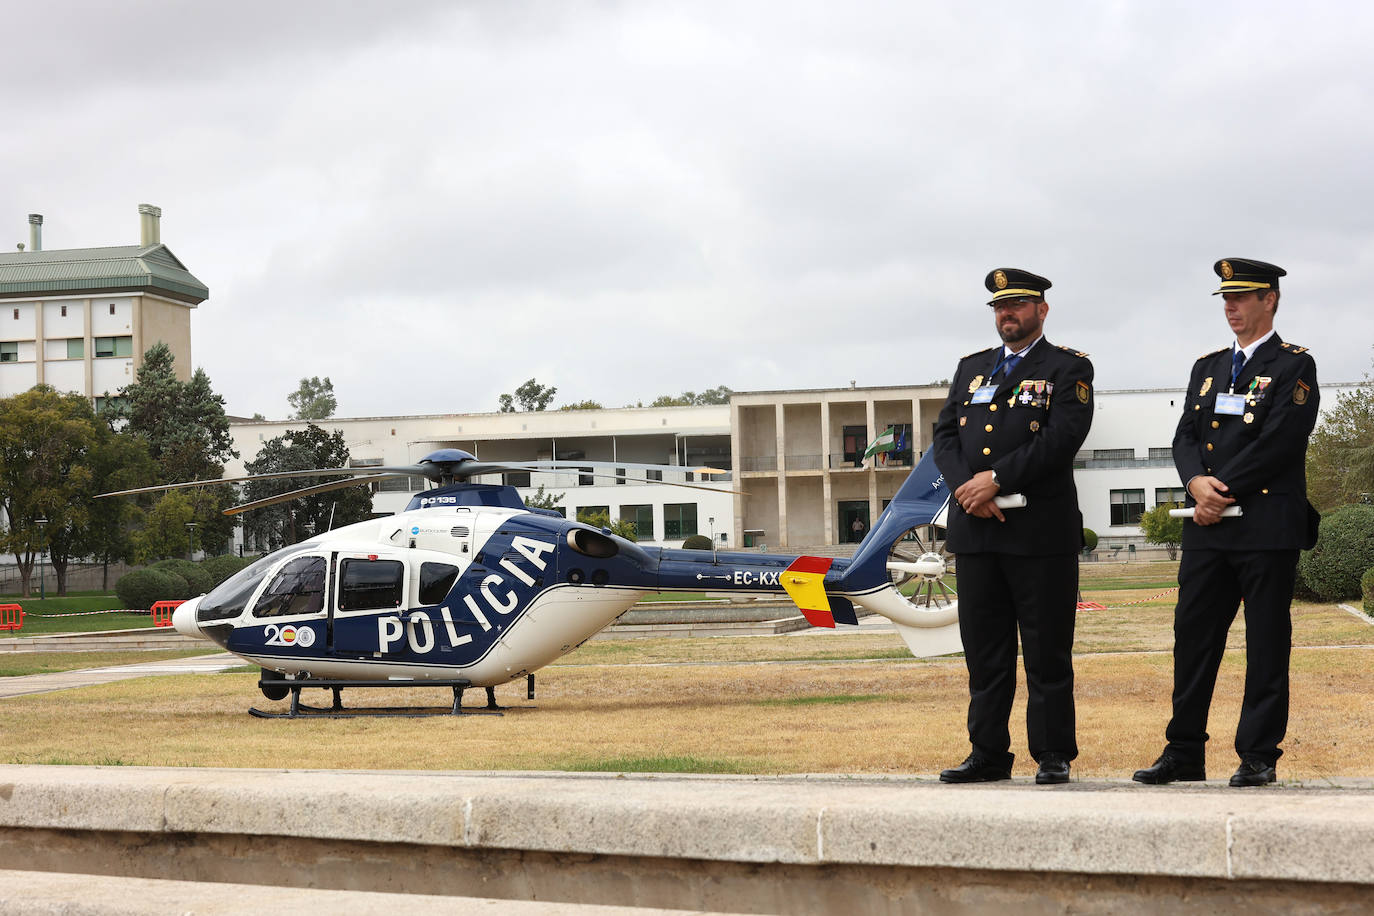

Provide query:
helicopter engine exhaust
left=566, top=528, right=618, bottom=559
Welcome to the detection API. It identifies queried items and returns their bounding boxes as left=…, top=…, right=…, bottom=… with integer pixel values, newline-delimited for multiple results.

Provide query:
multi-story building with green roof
left=0, top=204, right=208, bottom=408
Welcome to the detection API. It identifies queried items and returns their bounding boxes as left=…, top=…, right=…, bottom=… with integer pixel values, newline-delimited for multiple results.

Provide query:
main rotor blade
left=97, top=466, right=425, bottom=499
left=513, top=460, right=729, bottom=476
left=223, top=475, right=393, bottom=516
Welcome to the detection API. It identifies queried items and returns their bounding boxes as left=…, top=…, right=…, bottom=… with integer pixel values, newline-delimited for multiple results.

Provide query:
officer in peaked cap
left=1134, top=258, right=1320, bottom=788
left=932, top=267, right=1094, bottom=785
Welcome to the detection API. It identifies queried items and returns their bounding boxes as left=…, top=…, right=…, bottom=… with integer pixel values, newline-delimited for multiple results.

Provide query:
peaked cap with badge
left=1213, top=258, right=1285, bottom=296
left=985, top=267, right=1052, bottom=305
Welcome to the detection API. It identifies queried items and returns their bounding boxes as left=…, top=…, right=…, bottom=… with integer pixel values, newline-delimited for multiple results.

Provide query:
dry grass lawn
left=3, top=558, right=1372, bottom=779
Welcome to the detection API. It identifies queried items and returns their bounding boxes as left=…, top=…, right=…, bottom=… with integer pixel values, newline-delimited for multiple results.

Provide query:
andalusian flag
left=862, top=426, right=896, bottom=465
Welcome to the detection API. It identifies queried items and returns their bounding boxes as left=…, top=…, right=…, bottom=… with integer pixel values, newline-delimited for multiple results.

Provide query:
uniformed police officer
left=932, top=268, right=1094, bottom=785
left=1134, top=258, right=1320, bottom=787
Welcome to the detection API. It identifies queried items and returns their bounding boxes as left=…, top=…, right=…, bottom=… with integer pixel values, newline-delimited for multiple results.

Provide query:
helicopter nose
left=172, top=596, right=204, bottom=638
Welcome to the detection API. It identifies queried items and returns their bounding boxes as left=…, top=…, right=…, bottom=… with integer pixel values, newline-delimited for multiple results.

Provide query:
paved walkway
left=0, top=652, right=240, bottom=699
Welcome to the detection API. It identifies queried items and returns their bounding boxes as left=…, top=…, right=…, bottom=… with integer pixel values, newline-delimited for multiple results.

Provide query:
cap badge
left=993, top=270, right=1008, bottom=289
left=1220, top=260, right=1234, bottom=279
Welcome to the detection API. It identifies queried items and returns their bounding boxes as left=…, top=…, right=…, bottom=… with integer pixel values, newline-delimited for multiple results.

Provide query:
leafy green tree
left=74, top=420, right=158, bottom=588
left=240, top=424, right=374, bottom=550
left=499, top=378, right=557, bottom=412
left=287, top=376, right=338, bottom=420
left=131, top=490, right=195, bottom=563
left=1138, top=503, right=1185, bottom=560
left=114, top=343, right=238, bottom=552
left=558, top=400, right=604, bottom=411
left=0, top=386, right=98, bottom=596
left=523, top=485, right=564, bottom=513
left=1307, top=374, right=1374, bottom=511
left=575, top=508, right=637, bottom=541
left=649, top=385, right=732, bottom=407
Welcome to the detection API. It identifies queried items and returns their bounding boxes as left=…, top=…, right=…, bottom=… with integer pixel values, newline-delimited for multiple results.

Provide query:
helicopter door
left=328, top=554, right=407, bottom=654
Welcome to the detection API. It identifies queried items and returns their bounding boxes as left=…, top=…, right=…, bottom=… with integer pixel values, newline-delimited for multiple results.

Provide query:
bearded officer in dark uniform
left=932, top=268, right=1094, bottom=785
left=1134, top=258, right=1320, bottom=788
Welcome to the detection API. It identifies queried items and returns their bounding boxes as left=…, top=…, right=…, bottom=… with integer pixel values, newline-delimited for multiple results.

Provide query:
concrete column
left=34, top=301, right=44, bottom=387
left=730, top=402, right=744, bottom=547
left=775, top=403, right=787, bottom=548
left=866, top=398, right=879, bottom=523
left=912, top=397, right=924, bottom=456
left=820, top=399, right=833, bottom=545
left=84, top=300, right=93, bottom=397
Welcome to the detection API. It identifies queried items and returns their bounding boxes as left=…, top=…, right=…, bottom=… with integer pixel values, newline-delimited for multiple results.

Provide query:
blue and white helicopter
left=107, top=448, right=989, bottom=717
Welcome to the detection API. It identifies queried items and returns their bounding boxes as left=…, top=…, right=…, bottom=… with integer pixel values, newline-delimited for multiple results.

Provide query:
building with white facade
left=0, top=205, right=206, bottom=405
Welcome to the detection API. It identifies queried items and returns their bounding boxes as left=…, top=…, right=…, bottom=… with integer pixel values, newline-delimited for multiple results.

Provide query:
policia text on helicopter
left=932, top=258, right=1318, bottom=789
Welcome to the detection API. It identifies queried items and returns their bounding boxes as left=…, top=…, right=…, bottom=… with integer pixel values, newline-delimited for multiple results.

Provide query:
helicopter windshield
left=198, top=551, right=306, bottom=623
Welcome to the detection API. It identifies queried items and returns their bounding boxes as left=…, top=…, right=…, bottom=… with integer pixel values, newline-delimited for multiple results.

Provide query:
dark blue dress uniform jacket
left=1174, top=335, right=1320, bottom=551
left=933, top=339, right=1095, bottom=555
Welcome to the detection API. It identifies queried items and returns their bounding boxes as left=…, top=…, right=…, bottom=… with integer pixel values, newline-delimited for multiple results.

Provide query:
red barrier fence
left=150, top=600, right=184, bottom=628
left=0, top=604, right=22, bottom=631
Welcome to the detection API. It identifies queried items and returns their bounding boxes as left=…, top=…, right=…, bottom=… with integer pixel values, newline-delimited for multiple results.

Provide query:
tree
left=0, top=386, right=99, bottom=596
left=240, top=424, right=374, bottom=551
left=575, top=508, right=637, bottom=541
left=72, top=420, right=158, bottom=588
left=1138, top=503, right=1185, bottom=560
left=287, top=376, right=337, bottom=420
left=559, top=400, right=604, bottom=411
left=523, top=485, right=564, bottom=513
left=499, top=378, right=557, bottom=413
left=1307, top=373, right=1374, bottom=511
left=131, top=489, right=196, bottom=563
left=649, top=385, right=732, bottom=407
left=114, top=343, right=239, bottom=553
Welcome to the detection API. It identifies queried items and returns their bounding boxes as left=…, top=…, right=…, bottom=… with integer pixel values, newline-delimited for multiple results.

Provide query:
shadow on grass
left=555, top=755, right=758, bottom=774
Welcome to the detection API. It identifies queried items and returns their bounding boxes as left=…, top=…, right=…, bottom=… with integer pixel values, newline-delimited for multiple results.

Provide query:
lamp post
left=709, top=516, right=716, bottom=564
left=185, top=521, right=198, bottom=561
left=35, top=517, right=48, bottom=600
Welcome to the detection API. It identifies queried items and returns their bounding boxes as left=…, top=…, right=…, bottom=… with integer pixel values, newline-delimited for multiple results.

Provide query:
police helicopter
left=102, top=448, right=1016, bottom=718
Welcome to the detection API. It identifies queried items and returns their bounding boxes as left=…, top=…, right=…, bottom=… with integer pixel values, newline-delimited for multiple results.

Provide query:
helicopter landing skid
left=250, top=677, right=508, bottom=719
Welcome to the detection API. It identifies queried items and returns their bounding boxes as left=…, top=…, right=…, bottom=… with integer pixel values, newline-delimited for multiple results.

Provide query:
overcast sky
left=3, top=1, right=1371, bottom=419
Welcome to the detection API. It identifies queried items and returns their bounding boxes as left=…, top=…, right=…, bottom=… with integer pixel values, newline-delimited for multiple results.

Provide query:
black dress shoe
left=1132, top=752, right=1205, bottom=784
left=939, top=751, right=1012, bottom=783
left=1229, top=759, right=1276, bottom=787
left=1035, top=754, right=1071, bottom=785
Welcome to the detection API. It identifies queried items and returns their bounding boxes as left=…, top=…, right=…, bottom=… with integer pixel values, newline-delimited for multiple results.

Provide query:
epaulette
left=1197, top=346, right=1228, bottom=361
left=1279, top=342, right=1310, bottom=354
left=961, top=345, right=999, bottom=359
left=1057, top=344, right=1090, bottom=358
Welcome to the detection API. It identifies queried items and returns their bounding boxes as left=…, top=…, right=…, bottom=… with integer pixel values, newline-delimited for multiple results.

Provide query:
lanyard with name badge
left=971, top=350, right=1023, bottom=404
left=1215, top=347, right=1248, bottom=416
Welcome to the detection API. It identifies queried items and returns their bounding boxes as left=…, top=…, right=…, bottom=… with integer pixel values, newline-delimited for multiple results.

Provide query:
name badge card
left=970, top=385, right=998, bottom=405
left=1215, top=392, right=1247, bottom=416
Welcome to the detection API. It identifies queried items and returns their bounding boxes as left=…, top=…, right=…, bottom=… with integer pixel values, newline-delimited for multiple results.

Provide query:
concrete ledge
left=0, top=869, right=712, bottom=915
left=1, top=767, right=1371, bottom=911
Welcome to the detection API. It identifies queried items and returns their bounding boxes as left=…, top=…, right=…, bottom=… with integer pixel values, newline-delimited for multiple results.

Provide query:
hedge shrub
left=151, top=559, right=212, bottom=596
left=1362, top=567, right=1374, bottom=617
left=116, top=569, right=184, bottom=611
left=201, top=554, right=253, bottom=588
left=682, top=534, right=714, bottom=550
left=1298, top=505, right=1374, bottom=601
left=1082, top=528, right=1099, bottom=552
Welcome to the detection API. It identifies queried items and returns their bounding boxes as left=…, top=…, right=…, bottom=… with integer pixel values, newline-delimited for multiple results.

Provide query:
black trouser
left=956, top=552, right=1079, bottom=764
left=1166, top=548, right=1297, bottom=767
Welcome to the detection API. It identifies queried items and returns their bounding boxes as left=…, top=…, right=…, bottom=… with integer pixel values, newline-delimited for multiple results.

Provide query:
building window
left=94, top=396, right=127, bottom=414
left=664, top=503, right=698, bottom=539
left=620, top=504, right=653, bottom=540
left=1155, top=486, right=1186, bottom=507
left=11, top=309, right=17, bottom=320
left=842, top=426, right=867, bottom=467
left=1110, top=489, right=1146, bottom=526
left=109, top=303, right=116, bottom=315
left=94, top=335, right=133, bottom=358
left=615, top=468, right=627, bottom=485
left=503, top=471, right=531, bottom=488
left=0, top=341, right=17, bottom=363
left=578, top=467, right=595, bottom=486
left=378, top=475, right=424, bottom=492
left=576, top=505, right=610, bottom=526
left=60, top=305, right=67, bottom=317
left=67, top=338, right=84, bottom=359
left=646, top=469, right=663, bottom=481
left=1148, top=447, right=1173, bottom=460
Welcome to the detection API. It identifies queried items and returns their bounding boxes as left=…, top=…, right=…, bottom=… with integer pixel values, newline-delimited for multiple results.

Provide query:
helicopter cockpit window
left=338, top=559, right=405, bottom=612
left=197, top=551, right=292, bottom=623
left=418, top=562, right=460, bottom=605
left=251, top=556, right=327, bottom=618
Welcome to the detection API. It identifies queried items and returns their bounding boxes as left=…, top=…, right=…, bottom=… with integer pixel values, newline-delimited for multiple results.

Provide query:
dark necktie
left=992, top=352, right=1021, bottom=381
left=1230, top=348, right=1246, bottom=390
